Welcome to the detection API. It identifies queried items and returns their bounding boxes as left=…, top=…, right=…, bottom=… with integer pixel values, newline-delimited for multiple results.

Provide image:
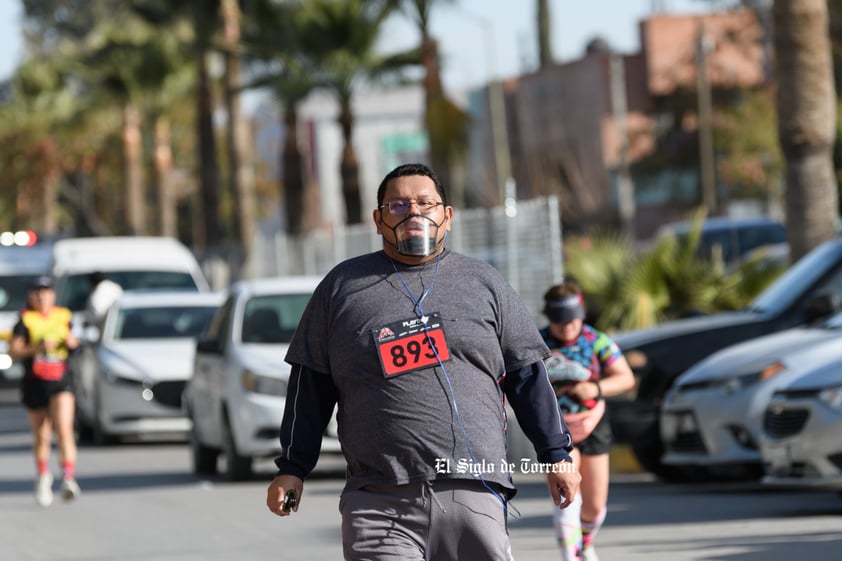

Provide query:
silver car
left=74, top=291, right=224, bottom=444
left=659, top=312, right=842, bottom=480
left=184, top=276, right=340, bottom=481
left=761, top=358, right=842, bottom=490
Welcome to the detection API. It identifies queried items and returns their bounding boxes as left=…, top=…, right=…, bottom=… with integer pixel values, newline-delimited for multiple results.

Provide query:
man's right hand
left=266, top=474, right=304, bottom=517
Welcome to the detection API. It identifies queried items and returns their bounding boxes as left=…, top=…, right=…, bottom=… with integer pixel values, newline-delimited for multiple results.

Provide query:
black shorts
left=575, top=411, right=613, bottom=456
left=20, top=374, right=73, bottom=410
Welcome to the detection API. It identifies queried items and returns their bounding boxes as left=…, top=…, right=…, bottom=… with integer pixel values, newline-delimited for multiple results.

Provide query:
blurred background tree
left=563, top=209, right=787, bottom=332
left=1, top=0, right=840, bottom=294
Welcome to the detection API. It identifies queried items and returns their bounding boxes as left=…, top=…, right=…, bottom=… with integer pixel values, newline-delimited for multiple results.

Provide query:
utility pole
left=455, top=6, right=511, bottom=205
left=489, top=80, right=512, bottom=205
left=536, top=0, right=553, bottom=68
left=610, top=53, right=635, bottom=239
left=696, top=21, right=717, bottom=215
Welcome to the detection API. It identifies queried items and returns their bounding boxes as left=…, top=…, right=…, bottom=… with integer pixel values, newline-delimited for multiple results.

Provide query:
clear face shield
left=385, top=214, right=445, bottom=257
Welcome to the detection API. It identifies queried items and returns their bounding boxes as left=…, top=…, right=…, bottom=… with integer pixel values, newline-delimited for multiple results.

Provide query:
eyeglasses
left=379, top=199, right=443, bottom=216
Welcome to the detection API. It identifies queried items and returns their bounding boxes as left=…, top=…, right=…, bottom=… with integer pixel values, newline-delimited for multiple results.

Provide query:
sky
left=0, top=0, right=718, bottom=92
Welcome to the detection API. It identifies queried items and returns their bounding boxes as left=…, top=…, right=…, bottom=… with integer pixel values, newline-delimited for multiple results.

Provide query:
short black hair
left=376, top=163, right=447, bottom=207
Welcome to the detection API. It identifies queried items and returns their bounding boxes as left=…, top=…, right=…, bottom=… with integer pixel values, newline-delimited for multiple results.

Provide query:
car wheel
left=74, top=412, right=94, bottom=443
left=221, top=414, right=252, bottom=481
left=630, top=418, right=704, bottom=483
left=92, top=416, right=118, bottom=446
left=74, top=400, right=94, bottom=443
left=190, top=424, right=219, bottom=475
left=92, top=388, right=118, bottom=446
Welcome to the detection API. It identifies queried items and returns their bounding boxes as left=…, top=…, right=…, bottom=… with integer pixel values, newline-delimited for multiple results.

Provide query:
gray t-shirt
left=286, top=249, right=550, bottom=491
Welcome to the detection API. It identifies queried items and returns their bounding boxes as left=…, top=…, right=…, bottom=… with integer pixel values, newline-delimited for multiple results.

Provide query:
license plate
left=766, top=444, right=790, bottom=473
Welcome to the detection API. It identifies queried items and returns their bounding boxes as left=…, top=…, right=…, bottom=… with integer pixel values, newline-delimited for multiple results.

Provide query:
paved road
left=1, top=388, right=840, bottom=561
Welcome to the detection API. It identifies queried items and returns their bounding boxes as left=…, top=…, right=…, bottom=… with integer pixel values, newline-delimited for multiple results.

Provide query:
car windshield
left=113, top=306, right=217, bottom=340
left=241, top=293, right=312, bottom=344
left=750, top=239, right=841, bottom=314
left=58, top=271, right=199, bottom=311
left=0, top=274, right=41, bottom=312
left=659, top=220, right=786, bottom=265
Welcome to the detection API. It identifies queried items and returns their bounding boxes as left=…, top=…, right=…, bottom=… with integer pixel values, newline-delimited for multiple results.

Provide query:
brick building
left=466, top=7, right=769, bottom=239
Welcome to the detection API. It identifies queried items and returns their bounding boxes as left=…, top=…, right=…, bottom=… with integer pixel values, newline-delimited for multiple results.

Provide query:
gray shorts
left=339, top=479, right=515, bottom=561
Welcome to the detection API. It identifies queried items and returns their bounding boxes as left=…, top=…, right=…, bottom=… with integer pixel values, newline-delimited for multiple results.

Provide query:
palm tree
left=563, top=210, right=785, bottom=333
left=391, top=0, right=469, bottom=203
left=81, top=21, right=158, bottom=236
left=536, top=0, right=553, bottom=68
left=773, top=0, right=839, bottom=261
left=0, top=60, right=69, bottom=234
left=13, top=0, right=202, bottom=235
left=145, top=34, right=196, bottom=238
left=16, top=0, right=139, bottom=235
left=295, top=0, right=406, bottom=225
left=238, top=1, right=319, bottom=235
left=133, top=0, right=224, bottom=249
left=220, top=0, right=257, bottom=258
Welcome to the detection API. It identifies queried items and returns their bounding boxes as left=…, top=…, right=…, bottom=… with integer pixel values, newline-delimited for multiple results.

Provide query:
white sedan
left=761, top=360, right=842, bottom=490
left=659, top=312, right=842, bottom=480
left=74, top=291, right=224, bottom=444
left=183, top=276, right=340, bottom=481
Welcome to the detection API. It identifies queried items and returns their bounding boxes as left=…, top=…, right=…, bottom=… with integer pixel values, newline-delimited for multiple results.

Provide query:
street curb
left=610, top=445, right=642, bottom=474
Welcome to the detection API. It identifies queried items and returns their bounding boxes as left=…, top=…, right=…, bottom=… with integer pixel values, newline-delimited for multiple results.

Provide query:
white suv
left=183, top=276, right=340, bottom=480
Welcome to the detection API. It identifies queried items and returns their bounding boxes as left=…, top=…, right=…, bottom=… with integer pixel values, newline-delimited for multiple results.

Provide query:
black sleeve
left=12, top=317, right=27, bottom=340
left=503, top=360, right=573, bottom=464
left=274, top=363, right=339, bottom=479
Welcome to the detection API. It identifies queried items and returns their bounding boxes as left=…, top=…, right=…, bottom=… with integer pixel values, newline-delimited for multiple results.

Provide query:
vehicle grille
left=152, top=380, right=186, bottom=409
left=763, top=408, right=809, bottom=438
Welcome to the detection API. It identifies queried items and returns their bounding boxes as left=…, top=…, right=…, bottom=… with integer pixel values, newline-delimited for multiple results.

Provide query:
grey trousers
left=340, top=479, right=515, bottom=561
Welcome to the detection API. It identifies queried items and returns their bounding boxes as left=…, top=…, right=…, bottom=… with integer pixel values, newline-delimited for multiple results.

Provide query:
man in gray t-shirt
left=267, top=163, right=580, bottom=561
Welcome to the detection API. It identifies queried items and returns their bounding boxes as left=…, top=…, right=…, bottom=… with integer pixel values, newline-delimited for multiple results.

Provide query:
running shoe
left=35, top=473, right=54, bottom=507
left=60, top=477, right=81, bottom=501
left=582, top=546, right=600, bottom=561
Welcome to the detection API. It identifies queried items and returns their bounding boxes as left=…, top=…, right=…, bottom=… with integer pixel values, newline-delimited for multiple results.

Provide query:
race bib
left=32, top=357, right=66, bottom=381
left=373, top=313, right=450, bottom=378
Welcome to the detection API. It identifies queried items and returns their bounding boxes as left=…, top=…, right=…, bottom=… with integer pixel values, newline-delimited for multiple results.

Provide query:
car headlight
left=0, top=354, right=13, bottom=370
left=719, top=362, right=786, bottom=395
left=241, top=370, right=287, bottom=396
left=102, top=369, right=144, bottom=386
left=818, top=385, right=842, bottom=413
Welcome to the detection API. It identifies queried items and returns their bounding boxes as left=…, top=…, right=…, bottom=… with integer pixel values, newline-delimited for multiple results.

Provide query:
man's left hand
left=546, top=460, right=581, bottom=509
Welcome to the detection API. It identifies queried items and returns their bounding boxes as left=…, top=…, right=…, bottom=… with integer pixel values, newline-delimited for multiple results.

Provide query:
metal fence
left=248, top=196, right=564, bottom=321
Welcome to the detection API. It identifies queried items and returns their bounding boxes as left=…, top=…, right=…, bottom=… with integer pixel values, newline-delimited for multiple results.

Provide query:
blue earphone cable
left=390, top=255, right=520, bottom=519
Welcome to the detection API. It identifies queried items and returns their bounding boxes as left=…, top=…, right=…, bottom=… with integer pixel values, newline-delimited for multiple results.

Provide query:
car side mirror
left=804, top=293, right=839, bottom=324
left=196, top=336, right=222, bottom=355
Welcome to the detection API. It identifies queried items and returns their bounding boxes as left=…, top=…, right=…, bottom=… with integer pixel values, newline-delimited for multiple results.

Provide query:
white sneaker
left=582, top=546, right=600, bottom=561
left=60, top=478, right=81, bottom=501
left=35, top=473, right=54, bottom=507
